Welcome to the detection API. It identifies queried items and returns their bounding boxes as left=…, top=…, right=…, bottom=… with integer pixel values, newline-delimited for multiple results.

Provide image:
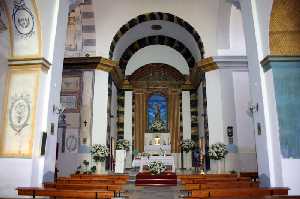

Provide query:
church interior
left=0, top=0, right=300, bottom=198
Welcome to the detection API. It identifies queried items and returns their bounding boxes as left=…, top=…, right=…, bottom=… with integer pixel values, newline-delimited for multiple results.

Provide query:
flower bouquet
left=116, top=139, right=130, bottom=151
left=208, top=143, right=228, bottom=160
left=148, top=161, right=166, bottom=175
left=90, top=144, right=109, bottom=162
left=181, top=139, right=195, bottom=153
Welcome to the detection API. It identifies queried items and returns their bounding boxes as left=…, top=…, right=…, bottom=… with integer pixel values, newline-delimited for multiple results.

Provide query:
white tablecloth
left=132, top=156, right=175, bottom=172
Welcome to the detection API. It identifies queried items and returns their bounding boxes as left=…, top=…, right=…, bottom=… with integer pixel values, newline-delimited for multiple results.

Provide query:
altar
left=132, top=156, right=176, bottom=172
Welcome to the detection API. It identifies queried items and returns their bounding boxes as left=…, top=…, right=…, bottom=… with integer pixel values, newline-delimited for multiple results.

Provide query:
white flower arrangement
left=208, top=143, right=228, bottom=160
left=148, top=161, right=166, bottom=175
left=181, top=139, right=195, bottom=153
left=116, top=139, right=130, bottom=151
left=90, top=144, right=109, bottom=162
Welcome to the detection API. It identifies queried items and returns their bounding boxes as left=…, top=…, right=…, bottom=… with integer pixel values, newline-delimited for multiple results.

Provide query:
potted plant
left=90, top=144, right=109, bottom=174
left=148, top=161, right=166, bottom=175
left=208, top=143, right=228, bottom=173
left=115, top=139, right=130, bottom=173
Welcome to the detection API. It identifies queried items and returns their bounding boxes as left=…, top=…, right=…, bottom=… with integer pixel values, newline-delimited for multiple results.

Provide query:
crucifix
left=83, top=120, right=88, bottom=127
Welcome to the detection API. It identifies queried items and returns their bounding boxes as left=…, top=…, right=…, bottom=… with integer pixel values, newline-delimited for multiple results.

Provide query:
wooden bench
left=16, top=187, right=114, bottom=198
left=181, top=177, right=252, bottom=185
left=178, top=174, right=238, bottom=180
left=186, top=187, right=289, bottom=198
left=70, top=174, right=129, bottom=181
left=183, top=181, right=259, bottom=191
left=56, top=178, right=126, bottom=185
left=44, top=182, right=123, bottom=196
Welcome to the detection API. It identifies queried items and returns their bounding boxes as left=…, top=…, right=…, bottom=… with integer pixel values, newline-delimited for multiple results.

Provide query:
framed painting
left=61, top=75, right=81, bottom=93
left=60, top=95, right=79, bottom=112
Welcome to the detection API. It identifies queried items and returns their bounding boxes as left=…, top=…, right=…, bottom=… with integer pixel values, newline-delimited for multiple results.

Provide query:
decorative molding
left=63, top=56, right=124, bottom=88
left=261, top=55, right=300, bottom=72
left=197, top=57, right=218, bottom=72
left=8, top=57, right=51, bottom=71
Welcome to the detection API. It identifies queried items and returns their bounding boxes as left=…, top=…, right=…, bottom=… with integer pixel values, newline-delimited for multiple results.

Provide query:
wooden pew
left=56, top=178, right=125, bottom=185
left=184, top=181, right=259, bottom=191
left=70, top=174, right=129, bottom=181
left=16, top=187, right=114, bottom=198
left=181, top=177, right=252, bottom=185
left=44, top=182, right=123, bottom=195
left=186, top=187, right=289, bottom=198
left=178, top=173, right=238, bottom=180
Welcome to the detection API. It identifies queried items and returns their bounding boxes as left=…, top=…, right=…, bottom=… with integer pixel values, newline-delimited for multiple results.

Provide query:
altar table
left=132, top=156, right=175, bottom=172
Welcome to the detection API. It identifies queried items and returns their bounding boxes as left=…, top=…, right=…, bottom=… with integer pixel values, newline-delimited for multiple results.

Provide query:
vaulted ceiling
left=109, top=12, right=205, bottom=75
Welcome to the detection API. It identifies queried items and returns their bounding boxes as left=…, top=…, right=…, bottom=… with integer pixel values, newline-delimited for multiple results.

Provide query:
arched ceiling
left=109, top=12, right=204, bottom=74
left=119, top=35, right=194, bottom=73
left=126, top=45, right=189, bottom=75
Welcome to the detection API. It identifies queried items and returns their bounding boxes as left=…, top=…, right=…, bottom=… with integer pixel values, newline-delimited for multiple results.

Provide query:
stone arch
left=270, top=0, right=300, bottom=55
left=119, top=35, right=194, bottom=73
left=109, top=12, right=204, bottom=60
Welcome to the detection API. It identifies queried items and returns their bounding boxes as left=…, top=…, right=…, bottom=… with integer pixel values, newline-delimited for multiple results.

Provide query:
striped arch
left=119, top=35, right=195, bottom=73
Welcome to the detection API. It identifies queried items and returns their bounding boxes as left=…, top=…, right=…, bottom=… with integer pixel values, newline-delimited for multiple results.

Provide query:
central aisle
left=127, top=186, right=180, bottom=199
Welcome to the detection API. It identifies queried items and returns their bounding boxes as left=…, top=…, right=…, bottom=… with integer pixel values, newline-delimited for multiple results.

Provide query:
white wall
left=232, top=71, right=257, bottom=172
left=0, top=159, right=32, bottom=197
left=92, top=70, right=108, bottom=145
left=206, top=70, right=225, bottom=144
left=126, top=45, right=189, bottom=75
left=218, top=4, right=246, bottom=56
left=94, top=0, right=220, bottom=58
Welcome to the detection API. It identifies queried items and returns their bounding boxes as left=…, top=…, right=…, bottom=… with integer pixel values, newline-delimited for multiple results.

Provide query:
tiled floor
left=126, top=185, right=181, bottom=199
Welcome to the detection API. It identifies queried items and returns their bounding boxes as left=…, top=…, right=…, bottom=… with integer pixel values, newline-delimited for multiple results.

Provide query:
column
left=92, top=70, right=109, bottom=145
left=124, top=91, right=132, bottom=168
left=182, top=91, right=192, bottom=169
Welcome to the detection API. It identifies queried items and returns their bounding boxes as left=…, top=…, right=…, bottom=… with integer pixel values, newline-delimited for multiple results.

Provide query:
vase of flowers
left=90, top=144, right=109, bottom=174
left=116, top=139, right=130, bottom=151
left=115, top=139, right=130, bottom=173
left=181, top=139, right=195, bottom=153
left=148, top=161, right=166, bottom=175
left=208, top=143, right=228, bottom=173
left=181, top=139, right=195, bottom=169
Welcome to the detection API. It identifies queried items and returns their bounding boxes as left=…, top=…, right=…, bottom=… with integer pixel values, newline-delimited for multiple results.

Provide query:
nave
left=16, top=171, right=298, bottom=199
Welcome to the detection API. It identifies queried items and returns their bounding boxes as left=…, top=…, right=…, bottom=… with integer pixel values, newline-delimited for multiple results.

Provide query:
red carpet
left=135, top=172, right=177, bottom=186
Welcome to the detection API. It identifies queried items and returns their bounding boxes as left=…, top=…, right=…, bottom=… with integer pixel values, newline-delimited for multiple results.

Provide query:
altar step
left=135, top=172, right=177, bottom=186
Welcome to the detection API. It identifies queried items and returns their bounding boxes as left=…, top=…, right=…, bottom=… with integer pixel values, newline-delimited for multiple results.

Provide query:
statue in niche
left=148, top=94, right=168, bottom=133
left=0, top=8, right=7, bottom=32
left=65, top=10, right=77, bottom=51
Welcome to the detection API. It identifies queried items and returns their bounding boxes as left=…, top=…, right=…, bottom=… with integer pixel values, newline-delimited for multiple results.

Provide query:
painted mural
left=148, top=94, right=168, bottom=133
left=5, top=0, right=40, bottom=56
left=0, top=70, right=39, bottom=157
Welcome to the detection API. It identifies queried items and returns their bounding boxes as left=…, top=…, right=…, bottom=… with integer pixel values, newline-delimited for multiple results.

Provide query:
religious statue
left=65, top=10, right=77, bottom=51
left=150, top=103, right=166, bottom=132
left=0, top=5, right=7, bottom=32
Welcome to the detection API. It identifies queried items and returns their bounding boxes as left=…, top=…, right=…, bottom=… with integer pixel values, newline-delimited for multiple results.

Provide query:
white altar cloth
left=132, top=156, right=175, bottom=172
